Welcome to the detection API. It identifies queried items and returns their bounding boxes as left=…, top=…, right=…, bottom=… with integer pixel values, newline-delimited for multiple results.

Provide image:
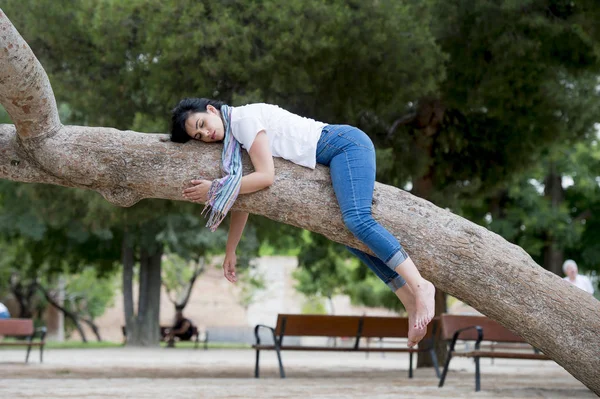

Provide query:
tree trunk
left=121, top=232, right=140, bottom=345
left=123, top=241, right=163, bottom=347
left=1, top=11, right=599, bottom=393
left=543, top=163, right=564, bottom=276
left=148, top=248, right=163, bottom=341
left=9, top=275, right=37, bottom=319
left=135, top=245, right=163, bottom=346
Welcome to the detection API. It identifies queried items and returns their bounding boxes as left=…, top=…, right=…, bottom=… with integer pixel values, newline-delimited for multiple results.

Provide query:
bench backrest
left=273, top=314, right=435, bottom=339
left=361, top=316, right=434, bottom=339
left=274, top=314, right=362, bottom=337
left=440, top=314, right=524, bottom=343
left=0, top=319, right=34, bottom=336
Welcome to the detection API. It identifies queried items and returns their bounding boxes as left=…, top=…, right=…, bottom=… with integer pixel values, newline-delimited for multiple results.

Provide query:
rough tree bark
left=0, top=10, right=599, bottom=393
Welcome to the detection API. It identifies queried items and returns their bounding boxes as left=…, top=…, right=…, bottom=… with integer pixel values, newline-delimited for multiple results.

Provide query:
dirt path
left=0, top=348, right=592, bottom=398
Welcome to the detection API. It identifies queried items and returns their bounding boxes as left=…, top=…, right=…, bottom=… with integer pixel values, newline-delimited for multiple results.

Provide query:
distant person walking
left=563, top=259, right=594, bottom=294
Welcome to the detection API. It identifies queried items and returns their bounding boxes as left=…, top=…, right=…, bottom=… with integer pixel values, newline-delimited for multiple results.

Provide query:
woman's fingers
left=223, top=260, right=237, bottom=283
left=182, top=183, right=210, bottom=201
left=224, top=269, right=236, bottom=283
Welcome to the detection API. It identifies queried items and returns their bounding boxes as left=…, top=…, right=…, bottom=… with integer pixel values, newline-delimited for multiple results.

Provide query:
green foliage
left=235, top=263, right=267, bottom=311
left=0, top=181, right=121, bottom=275
left=346, top=273, right=405, bottom=313
left=161, top=252, right=199, bottom=303
left=293, top=234, right=352, bottom=301
left=61, top=267, right=118, bottom=321
left=0, top=105, right=10, bottom=123
left=385, top=1, right=600, bottom=207
left=300, top=297, right=327, bottom=315
left=563, top=136, right=600, bottom=273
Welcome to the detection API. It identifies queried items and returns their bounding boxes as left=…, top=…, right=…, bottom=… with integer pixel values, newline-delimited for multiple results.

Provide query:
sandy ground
left=0, top=347, right=593, bottom=398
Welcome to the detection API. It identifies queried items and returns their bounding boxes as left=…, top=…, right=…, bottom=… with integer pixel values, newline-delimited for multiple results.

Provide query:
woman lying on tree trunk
left=170, top=98, right=435, bottom=347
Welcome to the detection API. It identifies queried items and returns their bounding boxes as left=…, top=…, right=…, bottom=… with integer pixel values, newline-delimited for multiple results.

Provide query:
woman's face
left=184, top=105, right=225, bottom=143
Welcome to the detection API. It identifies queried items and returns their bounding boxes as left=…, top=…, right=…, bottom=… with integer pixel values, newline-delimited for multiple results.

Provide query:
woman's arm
left=226, top=211, right=249, bottom=255
left=239, top=130, right=275, bottom=194
left=223, top=211, right=249, bottom=283
left=182, top=131, right=274, bottom=202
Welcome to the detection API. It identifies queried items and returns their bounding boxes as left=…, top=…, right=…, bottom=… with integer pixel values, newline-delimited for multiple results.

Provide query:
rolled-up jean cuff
left=386, top=275, right=407, bottom=291
left=385, top=247, right=409, bottom=269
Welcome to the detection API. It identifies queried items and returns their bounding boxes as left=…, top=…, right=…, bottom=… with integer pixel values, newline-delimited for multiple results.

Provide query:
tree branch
left=38, top=284, right=88, bottom=343
left=0, top=10, right=60, bottom=138
left=178, top=260, right=206, bottom=309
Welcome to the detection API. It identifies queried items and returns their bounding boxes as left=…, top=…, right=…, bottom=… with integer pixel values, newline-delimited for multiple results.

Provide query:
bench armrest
left=254, top=324, right=277, bottom=347
left=27, top=327, right=47, bottom=343
left=449, top=325, right=484, bottom=352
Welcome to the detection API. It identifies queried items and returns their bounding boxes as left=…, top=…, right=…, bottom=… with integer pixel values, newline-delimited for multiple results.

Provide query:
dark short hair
left=170, top=98, right=225, bottom=143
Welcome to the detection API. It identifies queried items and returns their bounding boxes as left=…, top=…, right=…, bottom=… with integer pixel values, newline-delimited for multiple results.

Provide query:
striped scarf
left=202, top=104, right=243, bottom=231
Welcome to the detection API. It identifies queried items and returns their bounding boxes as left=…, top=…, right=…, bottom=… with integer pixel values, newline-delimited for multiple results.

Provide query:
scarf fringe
left=200, top=104, right=242, bottom=232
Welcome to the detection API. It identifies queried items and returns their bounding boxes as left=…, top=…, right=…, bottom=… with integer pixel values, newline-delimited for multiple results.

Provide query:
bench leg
left=408, top=352, right=413, bottom=378
left=40, top=344, right=44, bottom=363
left=429, top=348, right=440, bottom=379
left=25, top=344, right=32, bottom=363
left=275, top=347, right=285, bottom=378
left=438, top=353, right=452, bottom=387
left=254, top=349, right=260, bottom=378
left=475, top=356, right=481, bottom=392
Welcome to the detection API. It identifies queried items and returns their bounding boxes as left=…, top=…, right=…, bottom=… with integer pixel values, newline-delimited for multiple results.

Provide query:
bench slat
left=0, top=319, right=34, bottom=336
left=0, top=342, right=44, bottom=346
left=440, top=314, right=523, bottom=342
left=274, top=314, right=362, bottom=337
left=253, top=344, right=424, bottom=353
left=452, top=350, right=549, bottom=360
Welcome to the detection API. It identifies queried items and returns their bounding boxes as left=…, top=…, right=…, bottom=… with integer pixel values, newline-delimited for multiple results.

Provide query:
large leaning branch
left=0, top=9, right=599, bottom=393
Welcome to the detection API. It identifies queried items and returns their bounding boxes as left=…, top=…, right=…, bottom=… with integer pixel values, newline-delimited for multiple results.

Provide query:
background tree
left=40, top=269, right=117, bottom=342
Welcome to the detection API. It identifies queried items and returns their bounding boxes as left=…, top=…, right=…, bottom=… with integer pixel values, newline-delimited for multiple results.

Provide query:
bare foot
left=413, top=279, right=436, bottom=330
left=395, top=284, right=427, bottom=348
left=407, top=316, right=426, bottom=348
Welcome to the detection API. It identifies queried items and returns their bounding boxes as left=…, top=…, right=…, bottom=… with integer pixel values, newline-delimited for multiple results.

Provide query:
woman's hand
left=182, top=179, right=212, bottom=202
left=223, top=252, right=237, bottom=283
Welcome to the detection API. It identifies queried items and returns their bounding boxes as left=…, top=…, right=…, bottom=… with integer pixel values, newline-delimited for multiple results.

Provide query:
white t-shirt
left=230, top=103, right=327, bottom=169
left=563, top=275, right=595, bottom=294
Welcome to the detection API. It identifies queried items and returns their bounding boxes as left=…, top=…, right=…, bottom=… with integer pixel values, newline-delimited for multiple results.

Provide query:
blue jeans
left=316, top=124, right=407, bottom=291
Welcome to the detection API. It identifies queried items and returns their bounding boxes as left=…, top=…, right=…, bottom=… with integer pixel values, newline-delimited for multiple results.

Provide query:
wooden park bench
left=438, top=314, right=550, bottom=391
left=121, top=325, right=208, bottom=349
left=253, top=314, right=440, bottom=379
left=0, top=319, right=47, bottom=363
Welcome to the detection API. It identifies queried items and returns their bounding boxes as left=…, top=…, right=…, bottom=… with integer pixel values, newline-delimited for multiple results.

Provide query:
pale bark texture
left=1, top=9, right=599, bottom=393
